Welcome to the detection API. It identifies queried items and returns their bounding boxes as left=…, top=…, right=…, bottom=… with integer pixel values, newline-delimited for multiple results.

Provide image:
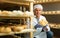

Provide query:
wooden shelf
left=0, top=15, right=34, bottom=19
left=49, top=23, right=60, bottom=29
left=41, top=11, right=60, bottom=15
left=42, top=14, right=60, bottom=15
left=0, top=0, right=34, bottom=5
left=34, top=0, right=60, bottom=4
left=0, top=29, right=35, bottom=36
left=0, top=0, right=34, bottom=38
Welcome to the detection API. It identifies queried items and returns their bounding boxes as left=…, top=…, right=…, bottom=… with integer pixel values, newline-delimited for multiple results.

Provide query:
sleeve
left=34, top=24, right=42, bottom=29
left=46, top=24, right=50, bottom=31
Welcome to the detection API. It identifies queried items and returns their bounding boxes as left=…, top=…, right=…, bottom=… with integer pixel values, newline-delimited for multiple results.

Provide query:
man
left=32, top=4, right=53, bottom=38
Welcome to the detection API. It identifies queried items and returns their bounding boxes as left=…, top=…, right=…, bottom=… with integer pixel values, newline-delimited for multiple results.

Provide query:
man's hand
left=43, top=27, right=48, bottom=31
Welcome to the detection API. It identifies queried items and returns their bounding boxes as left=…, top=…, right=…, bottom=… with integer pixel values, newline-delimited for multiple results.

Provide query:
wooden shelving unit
left=0, top=0, right=35, bottom=38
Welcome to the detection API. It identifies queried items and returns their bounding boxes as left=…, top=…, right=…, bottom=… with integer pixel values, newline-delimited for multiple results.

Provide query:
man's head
left=33, top=4, right=43, bottom=17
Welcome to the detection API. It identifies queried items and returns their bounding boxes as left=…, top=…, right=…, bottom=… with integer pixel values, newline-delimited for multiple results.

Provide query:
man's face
left=34, top=8, right=42, bottom=17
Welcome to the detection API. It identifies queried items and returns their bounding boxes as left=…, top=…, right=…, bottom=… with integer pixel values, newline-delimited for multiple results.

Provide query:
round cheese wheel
left=5, top=27, right=12, bottom=33
left=12, top=26, right=22, bottom=32
left=0, top=27, right=5, bottom=33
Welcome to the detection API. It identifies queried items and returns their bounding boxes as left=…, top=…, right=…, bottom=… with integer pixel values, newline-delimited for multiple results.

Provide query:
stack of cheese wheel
left=38, top=19, right=48, bottom=26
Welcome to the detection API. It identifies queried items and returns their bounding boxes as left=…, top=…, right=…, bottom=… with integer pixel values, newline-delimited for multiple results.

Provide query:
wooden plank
left=30, top=17, right=34, bottom=38
left=34, top=0, right=60, bottom=4
left=0, top=16, right=32, bottom=19
left=0, top=29, right=35, bottom=36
